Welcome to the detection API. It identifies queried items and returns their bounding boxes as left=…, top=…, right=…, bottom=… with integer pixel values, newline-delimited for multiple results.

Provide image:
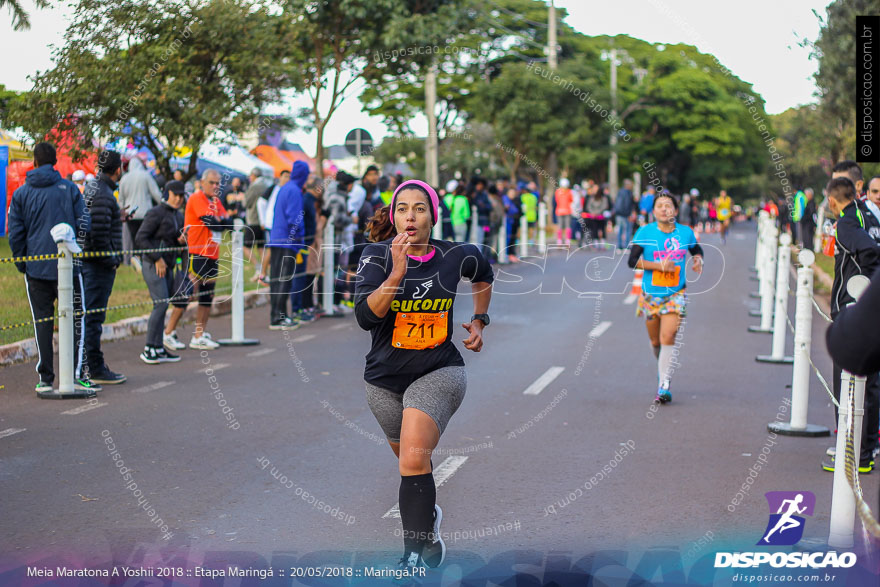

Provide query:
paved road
left=0, top=222, right=877, bottom=585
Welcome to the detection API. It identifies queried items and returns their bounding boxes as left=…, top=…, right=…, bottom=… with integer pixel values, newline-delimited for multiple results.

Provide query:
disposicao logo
left=714, top=491, right=857, bottom=569
left=758, top=491, right=815, bottom=546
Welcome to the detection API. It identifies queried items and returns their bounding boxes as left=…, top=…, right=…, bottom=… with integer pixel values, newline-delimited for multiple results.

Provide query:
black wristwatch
left=471, top=314, right=490, bottom=327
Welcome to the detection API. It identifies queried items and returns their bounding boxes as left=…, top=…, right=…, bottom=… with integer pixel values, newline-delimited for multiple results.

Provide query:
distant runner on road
left=628, top=193, right=703, bottom=404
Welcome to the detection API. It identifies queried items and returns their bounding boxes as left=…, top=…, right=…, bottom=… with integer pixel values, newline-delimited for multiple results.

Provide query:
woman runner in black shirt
left=354, top=180, right=493, bottom=577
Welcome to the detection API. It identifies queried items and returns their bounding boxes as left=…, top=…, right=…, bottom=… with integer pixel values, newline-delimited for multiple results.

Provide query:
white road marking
left=383, top=456, right=469, bottom=519
left=523, top=366, right=565, bottom=396
left=0, top=428, right=26, bottom=439
left=205, top=363, right=229, bottom=372
left=132, top=381, right=175, bottom=393
left=623, top=294, right=637, bottom=305
left=292, top=334, right=316, bottom=343
left=330, top=323, right=349, bottom=330
left=588, top=321, right=613, bottom=338
left=62, top=402, right=108, bottom=415
left=246, top=348, right=277, bottom=357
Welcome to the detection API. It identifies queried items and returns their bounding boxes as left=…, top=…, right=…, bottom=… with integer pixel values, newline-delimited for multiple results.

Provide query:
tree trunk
left=315, top=122, right=326, bottom=180
left=187, top=144, right=200, bottom=182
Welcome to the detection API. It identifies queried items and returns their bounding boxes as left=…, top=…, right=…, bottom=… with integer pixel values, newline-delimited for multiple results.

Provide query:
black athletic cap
left=165, top=180, right=186, bottom=197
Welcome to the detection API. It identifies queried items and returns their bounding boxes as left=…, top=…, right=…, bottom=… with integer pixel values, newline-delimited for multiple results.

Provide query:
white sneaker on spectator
left=190, top=333, right=220, bottom=350
left=163, top=330, right=186, bottom=351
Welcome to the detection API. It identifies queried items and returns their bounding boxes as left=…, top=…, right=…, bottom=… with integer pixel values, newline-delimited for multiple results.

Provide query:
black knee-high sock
left=399, top=472, right=435, bottom=557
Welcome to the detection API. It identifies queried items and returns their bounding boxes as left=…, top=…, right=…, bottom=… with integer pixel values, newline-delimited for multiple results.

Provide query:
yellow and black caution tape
left=73, top=246, right=188, bottom=259
left=0, top=286, right=233, bottom=333
left=811, top=297, right=834, bottom=324
left=0, top=315, right=55, bottom=333
left=0, top=252, right=63, bottom=264
left=843, top=375, right=880, bottom=537
left=1, top=236, right=320, bottom=265
left=784, top=314, right=838, bottom=408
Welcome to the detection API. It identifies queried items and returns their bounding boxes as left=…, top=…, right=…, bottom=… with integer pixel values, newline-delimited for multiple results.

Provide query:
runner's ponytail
left=367, top=205, right=396, bottom=242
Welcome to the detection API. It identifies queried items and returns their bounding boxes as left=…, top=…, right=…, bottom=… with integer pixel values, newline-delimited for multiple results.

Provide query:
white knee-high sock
left=658, top=344, right=675, bottom=387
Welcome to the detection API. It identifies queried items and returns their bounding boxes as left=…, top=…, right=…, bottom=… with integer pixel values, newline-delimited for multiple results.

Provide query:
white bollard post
left=827, top=275, right=871, bottom=548
left=39, top=242, right=92, bottom=399
left=218, top=220, right=259, bottom=346
left=498, top=218, right=508, bottom=264
left=538, top=202, right=547, bottom=253
left=469, top=205, right=480, bottom=246
left=321, top=219, right=342, bottom=317
left=57, top=243, right=75, bottom=394
left=518, top=214, right=528, bottom=258
left=433, top=204, right=443, bottom=240
left=750, top=214, right=768, bottom=297
left=752, top=211, right=768, bottom=272
left=748, top=225, right=777, bottom=333
left=758, top=233, right=793, bottom=362
left=767, top=249, right=829, bottom=436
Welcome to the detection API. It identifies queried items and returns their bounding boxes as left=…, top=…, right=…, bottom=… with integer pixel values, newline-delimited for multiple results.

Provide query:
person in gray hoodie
left=118, top=155, right=162, bottom=244
left=242, top=167, right=272, bottom=276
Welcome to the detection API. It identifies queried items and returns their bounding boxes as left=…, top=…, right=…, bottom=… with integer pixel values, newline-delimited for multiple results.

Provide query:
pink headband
left=391, top=179, right=439, bottom=225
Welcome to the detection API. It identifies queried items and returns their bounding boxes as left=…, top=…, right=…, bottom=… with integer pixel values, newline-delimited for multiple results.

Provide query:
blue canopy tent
left=169, top=155, right=248, bottom=183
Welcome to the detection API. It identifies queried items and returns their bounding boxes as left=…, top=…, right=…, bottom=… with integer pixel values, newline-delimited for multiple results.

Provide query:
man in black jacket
left=81, top=150, right=127, bottom=385
left=826, top=269, right=880, bottom=513
left=824, top=176, right=880, bottom=474
left=7, top=142, right=95, bottom=394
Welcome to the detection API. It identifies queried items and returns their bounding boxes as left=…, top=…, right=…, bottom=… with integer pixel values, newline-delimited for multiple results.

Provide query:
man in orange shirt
left=555, top=178, right=574, bottom=244
left=184, top=168, right=231, bottom=349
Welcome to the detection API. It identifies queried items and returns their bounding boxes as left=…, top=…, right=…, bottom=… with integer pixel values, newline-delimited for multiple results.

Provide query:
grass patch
left=812, top=252, right=834, bottom=296
left=0, top=236, right=264, bottom=346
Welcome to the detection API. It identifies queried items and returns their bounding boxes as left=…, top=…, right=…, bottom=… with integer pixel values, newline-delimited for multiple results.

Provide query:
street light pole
left=544, top=0, right=558, bottom=207
left=609, top=47, right=619, bottom=199
left=548, top=1, right=557, bottom=70
left=425, top=62, right=439, bottom=187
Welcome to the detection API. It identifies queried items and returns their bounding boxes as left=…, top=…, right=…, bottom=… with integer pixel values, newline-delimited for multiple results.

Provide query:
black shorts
left=188, top=255, right=218, bottom=307
left=170, top=264, right=193, bottom=308
left=189, top=255, right=218, bottom=281
left=243, top=224, right=264, bottom=248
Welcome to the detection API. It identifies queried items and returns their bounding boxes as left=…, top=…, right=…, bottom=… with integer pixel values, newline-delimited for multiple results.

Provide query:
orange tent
left=252, top=145, right=297, bottom=177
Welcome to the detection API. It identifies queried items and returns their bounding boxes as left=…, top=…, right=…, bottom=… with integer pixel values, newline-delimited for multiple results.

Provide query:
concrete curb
left=0, top=288, right=269, bottom=367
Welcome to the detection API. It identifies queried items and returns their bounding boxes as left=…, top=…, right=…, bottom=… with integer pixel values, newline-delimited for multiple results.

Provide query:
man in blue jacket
left=7, top=142, right=96, bottom=394
left=614, top=179, right=635, bottom=251
left=267, top=160, right=308, bottom=329
left=82, top=150, right=126, bottom=385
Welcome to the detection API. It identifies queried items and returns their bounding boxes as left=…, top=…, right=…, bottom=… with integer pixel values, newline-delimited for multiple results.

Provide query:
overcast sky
left=0, top=0, right=831, bottom=154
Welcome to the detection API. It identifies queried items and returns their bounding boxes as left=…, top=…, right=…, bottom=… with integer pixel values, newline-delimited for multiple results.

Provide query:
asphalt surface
left=0, top=221, right=878, bottom=585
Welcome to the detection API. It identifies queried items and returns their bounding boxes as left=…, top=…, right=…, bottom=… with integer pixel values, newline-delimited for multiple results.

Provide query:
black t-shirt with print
left=354, top=238, right=494, bottom=393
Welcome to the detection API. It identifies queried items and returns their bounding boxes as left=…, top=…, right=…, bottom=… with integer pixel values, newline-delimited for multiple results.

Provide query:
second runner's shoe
left=392, top=552, right=422, bottom=585
left=421, top=504, right=446, bottom=568
left=654, top=383, right=672, bottom=404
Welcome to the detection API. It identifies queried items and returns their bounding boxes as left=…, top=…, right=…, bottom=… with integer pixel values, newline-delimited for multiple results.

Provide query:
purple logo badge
left=758, top=491, right=816, bottom=546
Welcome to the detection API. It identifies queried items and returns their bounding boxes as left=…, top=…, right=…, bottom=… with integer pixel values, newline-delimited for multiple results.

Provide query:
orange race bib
left=651, top=266, right=680, bottom=287
left=392, top=312, right=448, bottom=350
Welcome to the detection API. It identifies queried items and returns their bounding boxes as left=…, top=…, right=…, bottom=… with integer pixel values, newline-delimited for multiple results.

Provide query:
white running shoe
left=421, top=504, right=446, bottom=568
left=163, top=330, right=186, bottom=351
left=190, top=333, right=220, bottom=349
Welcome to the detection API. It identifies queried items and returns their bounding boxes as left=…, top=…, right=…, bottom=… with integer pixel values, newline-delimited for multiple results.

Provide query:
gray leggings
left=365, top=366, right=467, bottom=443
left=142, top=257, right=174, bottom=348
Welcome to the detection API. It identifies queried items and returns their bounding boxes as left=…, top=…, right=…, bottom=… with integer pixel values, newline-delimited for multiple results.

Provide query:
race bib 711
left=392, top=312, right=448, bottom=350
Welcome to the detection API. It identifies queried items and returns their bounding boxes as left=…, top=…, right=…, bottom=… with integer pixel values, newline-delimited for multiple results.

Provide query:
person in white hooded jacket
left=118, top=156, right=163, bottom=244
